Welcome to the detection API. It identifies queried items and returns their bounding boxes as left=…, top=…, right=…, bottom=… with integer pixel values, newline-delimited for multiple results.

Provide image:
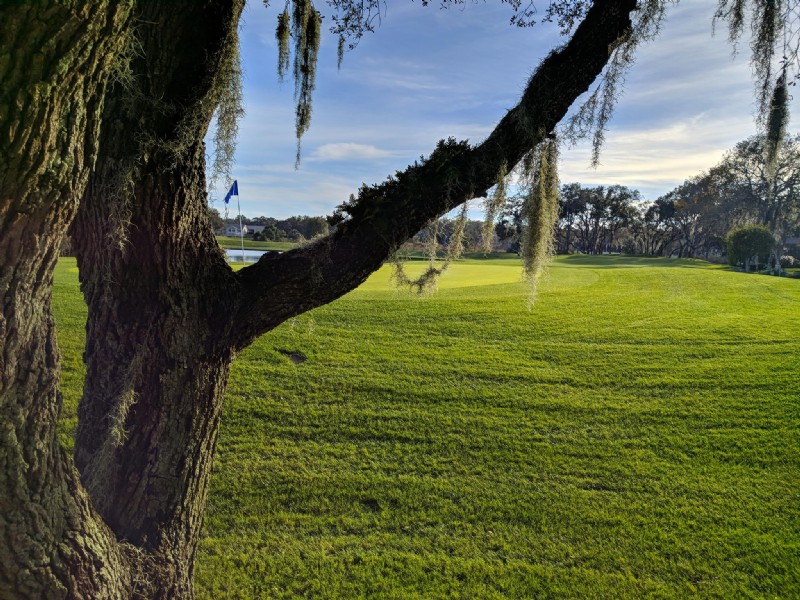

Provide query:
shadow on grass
left=393, top=251, right=521, bottom=262
left=557, top=254, right=720, bottom=269
left=389, top=251, right=733, bottom=270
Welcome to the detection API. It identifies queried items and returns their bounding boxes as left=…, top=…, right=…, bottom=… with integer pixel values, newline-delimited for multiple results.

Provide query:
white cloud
left=345, top=62, right=453, bottom=94
left=309, top=143, right=396, bottom=161
left=208, top=163, right=358, bottom=218
left=560, top=115, right=758, bottom=199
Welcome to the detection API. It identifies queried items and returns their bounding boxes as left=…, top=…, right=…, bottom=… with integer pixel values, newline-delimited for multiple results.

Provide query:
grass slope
left=52, top=256, right=800, bottom=599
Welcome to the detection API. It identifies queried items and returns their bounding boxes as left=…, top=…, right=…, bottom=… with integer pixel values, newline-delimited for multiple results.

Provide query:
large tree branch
left=231, top=0, right=636, bottom=348
left=233, top=0, right=638, bottom=350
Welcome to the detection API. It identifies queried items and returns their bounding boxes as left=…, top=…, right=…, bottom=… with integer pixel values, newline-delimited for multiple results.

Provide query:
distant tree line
left=209, top=209, right=329, bottom=242
left=208, top=136, right=799, bottom=267
left=496, top=135, right=800, bottom=267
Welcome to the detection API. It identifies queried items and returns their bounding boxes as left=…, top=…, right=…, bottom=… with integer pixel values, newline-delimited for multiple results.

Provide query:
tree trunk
left=0, top=3, right=136, bottom=597
left=70, top=0, right=637, bottom=596
left=71, top=2, right=244, bottom=595
left=565, top=221, right=573, bottom=254
left=74, top=143, right=238, bottom=596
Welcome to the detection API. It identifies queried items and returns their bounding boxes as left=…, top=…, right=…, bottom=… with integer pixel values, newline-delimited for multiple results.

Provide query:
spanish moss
left=562, top=0, right=669, bottom=165
left=753, top=0, right=781, bottom=113
left=521, top=137, right=560, bottom=305
left=482, top=162, right=508, bottom=252
left=210, top=43, right=245, bottom=193
left=292, top=0, right=322, bottom=166
left=715, top=0, right=797, bottom=134
left=445, top=201, right=469, bottom=264
left=428, top=219, right=440, bottom=264
left=764, top=67, right=789, bottom=182
left=276, top=8, right=291, bottom=81
left=714, top=0, right=747, bottom=44
left=392, top=201, right=470, bottom=295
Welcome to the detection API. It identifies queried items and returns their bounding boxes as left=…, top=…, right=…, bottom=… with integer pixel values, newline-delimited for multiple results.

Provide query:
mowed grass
left=51, top=255, right=800, bottom=598
left=216, top=236, right=297, bottom=251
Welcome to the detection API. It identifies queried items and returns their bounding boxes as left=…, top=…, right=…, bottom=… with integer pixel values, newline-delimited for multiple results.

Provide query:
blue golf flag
left=224, top=180, right=239, bottom=204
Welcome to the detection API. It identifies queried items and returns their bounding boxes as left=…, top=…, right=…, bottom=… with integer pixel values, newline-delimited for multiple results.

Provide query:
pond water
left=225, top=248, right=274, bottom=263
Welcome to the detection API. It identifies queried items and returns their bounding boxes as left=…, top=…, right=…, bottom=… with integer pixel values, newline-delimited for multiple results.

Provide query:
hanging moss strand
left=764, top=67, right=788, bottom=183
left=521, top=138, right=560, bottom=305
left=482, top=162, right=507, bottom=252
left=392, top=201, right=470, bottom=295
left=292, top=0, right=309, bottom=87
left=428, top=219, right=440, bottom=263
left=209, top=26, right=245, bottom=198
left=445, top=202, right=469, bottom=263
left=337, top=35, right=345, bottom=69
left=276, top=9, right=291, bottom=81
left=292, top=0, right=321, bottom=166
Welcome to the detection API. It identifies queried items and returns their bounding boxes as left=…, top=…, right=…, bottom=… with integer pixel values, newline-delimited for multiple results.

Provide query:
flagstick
left=238, top=193, right=245, bottom=264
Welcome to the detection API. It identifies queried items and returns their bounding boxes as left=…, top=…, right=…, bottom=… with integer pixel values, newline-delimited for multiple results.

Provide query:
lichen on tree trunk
left=71, top=3, right=246, bottom=594
left=0, top=2, right=136, bottom=597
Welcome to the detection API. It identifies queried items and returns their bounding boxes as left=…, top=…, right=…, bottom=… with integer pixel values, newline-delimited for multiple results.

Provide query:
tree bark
left=73, top=144, right=238, bottom=595
left=0, top=2, right=136, bottom=597
left=565, top=221, right=573, bottom=254
left=70, top=0, right=637, bottom=596
left=71, top=2, right=244, bottom=595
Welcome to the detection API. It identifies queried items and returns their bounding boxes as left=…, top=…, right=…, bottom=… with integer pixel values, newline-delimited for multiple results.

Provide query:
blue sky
left=208, top=0, right=799, bottom=219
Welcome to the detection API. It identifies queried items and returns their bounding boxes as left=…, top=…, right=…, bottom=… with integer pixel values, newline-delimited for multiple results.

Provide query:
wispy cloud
left=344, top=60, right=454, bottom=94
left=214, top=0, right=800, bottom=219
left=560, top=115, right=757, bottom=199
left=309, top=143, right=396, bottom=161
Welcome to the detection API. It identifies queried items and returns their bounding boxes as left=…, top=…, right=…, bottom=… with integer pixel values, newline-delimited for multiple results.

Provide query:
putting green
left=357, top=257, right=610, bottom=292
left=357, top=259, right=523, bottom=291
